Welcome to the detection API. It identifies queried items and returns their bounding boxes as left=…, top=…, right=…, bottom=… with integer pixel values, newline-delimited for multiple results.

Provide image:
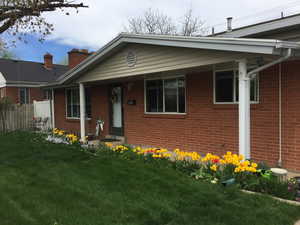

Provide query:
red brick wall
left=53, top=85, right=110, bottom=137
left=3, top=87, right=43, bottom=103
left=53, top=60, right=300, bottom=171
left=281, top=61, right=300, bottom=171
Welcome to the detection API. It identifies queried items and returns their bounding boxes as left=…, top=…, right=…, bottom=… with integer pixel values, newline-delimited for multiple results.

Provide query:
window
left=145, top=77, right=186, bottom=113
left=66, top=88, right=91, bottom=118
left=214, top=70, right=259, bottom=103
left=19, top=87, right=30, bottom=104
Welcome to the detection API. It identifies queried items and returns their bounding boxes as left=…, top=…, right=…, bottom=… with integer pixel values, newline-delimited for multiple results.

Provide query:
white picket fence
left=0, top=104, right=34, bottom=132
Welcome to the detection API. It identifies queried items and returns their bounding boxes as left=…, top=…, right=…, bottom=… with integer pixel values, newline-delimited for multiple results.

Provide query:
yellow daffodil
left=210, top=164, right=218, bottom=172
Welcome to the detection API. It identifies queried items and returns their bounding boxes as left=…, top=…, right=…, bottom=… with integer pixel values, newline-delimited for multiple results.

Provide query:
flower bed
left=103, top=144, right=299, bottom=202
left=46, top=128, right=80, bottom=145
left=44, top=131, right=299, bottom=203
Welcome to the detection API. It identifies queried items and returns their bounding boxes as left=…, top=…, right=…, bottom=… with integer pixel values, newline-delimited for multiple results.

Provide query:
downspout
left=247, top=48, right=292, bottom=165
left=278, top=63, right=282, bottom=167
left=247, top=49, right=292, bottom=78
left=51, top=89, right=55, bottom=129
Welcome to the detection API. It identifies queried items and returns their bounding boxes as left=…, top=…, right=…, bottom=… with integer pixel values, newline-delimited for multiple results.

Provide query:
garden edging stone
left=241, top=190, right=300, bottom=206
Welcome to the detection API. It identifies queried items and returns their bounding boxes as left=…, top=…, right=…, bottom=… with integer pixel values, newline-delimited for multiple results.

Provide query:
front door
left=109, top=86, right=123, bottom=136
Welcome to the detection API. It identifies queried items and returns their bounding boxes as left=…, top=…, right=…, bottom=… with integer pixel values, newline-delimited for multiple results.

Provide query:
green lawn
left=0, top=132, right=299, bottom=225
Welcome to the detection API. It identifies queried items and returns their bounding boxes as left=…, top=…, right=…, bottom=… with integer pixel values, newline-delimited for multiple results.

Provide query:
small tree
left=0, top=97, right=13, bottom=133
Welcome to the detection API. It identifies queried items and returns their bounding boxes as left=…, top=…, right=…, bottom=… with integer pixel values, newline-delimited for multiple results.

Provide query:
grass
left=0, top=132, right=299, bottom=225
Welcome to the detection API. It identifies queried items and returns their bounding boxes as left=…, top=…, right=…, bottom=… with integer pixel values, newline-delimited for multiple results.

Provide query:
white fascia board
left=122, top=37, right=277, bottom=54
left=53, top=33, right=300, bottom=86
left=5, top=81, right=48, bottom=87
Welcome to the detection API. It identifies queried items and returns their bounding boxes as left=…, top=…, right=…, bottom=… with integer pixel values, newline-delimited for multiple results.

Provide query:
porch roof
left=45, top=33, right=300, bottom=86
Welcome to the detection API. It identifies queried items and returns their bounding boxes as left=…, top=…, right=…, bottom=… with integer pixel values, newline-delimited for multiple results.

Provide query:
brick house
left=0, top=49, right=92, bottom=104
left=45, top=14, right=300, bottom=172
left=0, top=53, right=68, bottom=104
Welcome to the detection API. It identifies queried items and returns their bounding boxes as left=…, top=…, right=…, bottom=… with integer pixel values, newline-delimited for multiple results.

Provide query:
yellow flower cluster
left=152, top=149, right=172, bottom=159
left=52, top=128, right=79, bottom=144
left=65, top=134, right=78, bottom=144
left=112, top=145, right=129, bottom=153
left=133, top=147, right=171, bottom=159
left=200, top=152, right=257, bottom=173
left=216, top=151, right=257, bottom=173
left=53, top=128, right=65, bottom=136
left=174, top=149, right=201, bottom=161
left=201, top=153, right=220, bottom=162
left=234, top=161, right=258, bottom=173
left=220, top=151, right=244, bottom=166
left=104, top=143, right=259, bottom=174
left=210, top=164, right=218, bottom=172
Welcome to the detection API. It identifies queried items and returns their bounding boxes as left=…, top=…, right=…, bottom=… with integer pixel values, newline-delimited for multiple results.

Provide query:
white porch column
left=238, top=59, right=251, bottom=159
left=79, top=83, right=86, bottom=141
left=51, top=89, right=55, bottom=129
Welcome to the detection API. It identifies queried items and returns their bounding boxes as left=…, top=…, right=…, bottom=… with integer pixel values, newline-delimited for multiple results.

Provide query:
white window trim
left=65, top=87, right=92, bottom=120
left=19, top=87, right=30, bottom=104
left=213, top=68, right=260, bottom=105
left=65, top=87, right=79, bottom=119
left=144, top=75, right=187, bottom=115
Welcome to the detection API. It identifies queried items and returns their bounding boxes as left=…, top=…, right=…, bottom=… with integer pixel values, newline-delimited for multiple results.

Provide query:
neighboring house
left=45, top=14, right=300, bottom=172
left=0, top=49, right=90, bottom=104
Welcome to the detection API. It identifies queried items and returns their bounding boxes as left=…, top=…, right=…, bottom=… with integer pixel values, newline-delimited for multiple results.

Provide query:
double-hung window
left=66, top=88, right=91, bottom=118
left=19, top=87, right=30, bottom=104
left=214, top=70, right=259, bottom=103
left=145, top=76, right=186, bottom=113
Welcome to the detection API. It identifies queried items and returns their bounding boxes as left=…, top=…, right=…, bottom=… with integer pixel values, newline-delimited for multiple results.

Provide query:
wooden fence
left=0, top=104, right=34, bottom=132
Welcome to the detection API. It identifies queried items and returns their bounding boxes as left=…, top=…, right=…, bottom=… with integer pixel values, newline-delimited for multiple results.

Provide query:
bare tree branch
left=125, top=8, right=177, bottom=35
left=180, top=8, right=206, bottom=36
left=124, top=7, right=205, bottom=36
left=0, top=0, right=88, bottom=44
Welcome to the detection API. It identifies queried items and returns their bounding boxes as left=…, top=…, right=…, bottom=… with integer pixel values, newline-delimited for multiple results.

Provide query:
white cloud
left=43, top=0, right=300, bottom=49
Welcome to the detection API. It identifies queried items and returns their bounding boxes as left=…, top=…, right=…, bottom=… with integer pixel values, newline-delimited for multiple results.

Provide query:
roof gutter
left=247, top=48, right=292, bottom=78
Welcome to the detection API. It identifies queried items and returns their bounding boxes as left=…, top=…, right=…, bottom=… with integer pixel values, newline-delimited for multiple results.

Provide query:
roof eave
left=52, top=34, right=300, bottom=86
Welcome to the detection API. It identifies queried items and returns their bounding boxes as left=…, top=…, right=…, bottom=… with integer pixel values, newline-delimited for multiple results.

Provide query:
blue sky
left=9, top=35, right=95, bottom=64
left=4, top=0, right=300, bottom=65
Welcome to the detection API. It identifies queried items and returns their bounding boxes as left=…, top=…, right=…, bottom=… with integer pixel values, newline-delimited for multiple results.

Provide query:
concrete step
left=104, top=135, right=125, bottom=144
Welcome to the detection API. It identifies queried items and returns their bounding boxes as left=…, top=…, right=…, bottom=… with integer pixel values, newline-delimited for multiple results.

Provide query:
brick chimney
left=68, top=49, right=91, bottom=69
left=44, top=53, right=53, bottom=69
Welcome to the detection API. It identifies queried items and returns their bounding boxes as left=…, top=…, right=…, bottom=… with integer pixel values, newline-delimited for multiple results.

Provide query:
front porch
left=49, top=34, right=300, bottom=171
left=77, top=57, right=275, bottom=160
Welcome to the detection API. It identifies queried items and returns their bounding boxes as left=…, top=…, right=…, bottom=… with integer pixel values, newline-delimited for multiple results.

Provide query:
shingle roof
left=0, top=58, right=68, bottom=83
left=212, top=13, right=300, bottom=38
